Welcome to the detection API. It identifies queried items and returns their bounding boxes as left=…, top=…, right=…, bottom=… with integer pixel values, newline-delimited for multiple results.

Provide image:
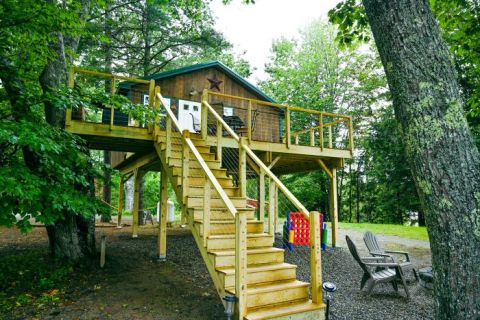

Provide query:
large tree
left=357, top=1, right=480, bottom=318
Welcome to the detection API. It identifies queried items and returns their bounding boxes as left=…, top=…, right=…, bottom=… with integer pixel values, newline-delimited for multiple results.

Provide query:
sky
left=210, top=0, right=341, bottom=84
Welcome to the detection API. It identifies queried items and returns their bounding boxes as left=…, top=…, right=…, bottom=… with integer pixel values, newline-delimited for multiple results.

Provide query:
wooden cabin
left=64, top=62, right=353, bottom=320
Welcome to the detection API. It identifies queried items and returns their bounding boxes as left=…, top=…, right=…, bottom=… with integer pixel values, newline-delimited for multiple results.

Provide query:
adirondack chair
left=346, top=235, right=410, bottom=298
left=363, top=231, right=419, bottom=281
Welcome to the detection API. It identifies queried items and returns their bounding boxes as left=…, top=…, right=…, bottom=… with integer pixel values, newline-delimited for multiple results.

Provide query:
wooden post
left=285, top=107, right=291, bottom=148
left=66, top=68, right=75, bottom=126
left=238, top=137, right=247, bottom=198
left=310, top=128, right=315, bottom=146
left=109, top=76, right=116, bottom=131
left=235, top=210, right=248, bottom=319
left=203, top=178, right=211, bottom=246
left=216, top=120, right=222, bottom=162
left=166, top=116, right=172, bottom=160
left=329, top=168, right=338, bottom=247
left=259, top=170, right=265, bottom=221
left=328, top=126, right=333, bottom=148
left=148, top=80, right=155, bottom=132
left=309, top=211, right=322, bottom=304
left=159, top=164, right=168, bottom=260
left=117, top=176, right=124, bottom=228
left=132, top=169, right=142, bottom=238
left=274, top=183, right=279, bottom=234
left=319, top=114, right=324, bottom=151
left=201, top=89, right=209, bottom=141
left=247, top=100, right=252, bottom=144
left=181, top=130, right=190, bottom=225
left=268, top=178, right=275, bottom=237
left=154, top=86, right=161, bottom=127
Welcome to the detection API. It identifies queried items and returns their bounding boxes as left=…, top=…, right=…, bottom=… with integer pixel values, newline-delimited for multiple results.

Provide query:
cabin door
left=177, top=99, right=201, bottom=132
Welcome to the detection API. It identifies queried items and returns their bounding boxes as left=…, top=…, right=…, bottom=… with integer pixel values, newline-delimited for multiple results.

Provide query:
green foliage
left=0, top=251, right=75, bottom=313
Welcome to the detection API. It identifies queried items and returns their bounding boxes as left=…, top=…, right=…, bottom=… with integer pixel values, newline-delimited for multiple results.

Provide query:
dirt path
left=1, top=224, right=433, bottom=320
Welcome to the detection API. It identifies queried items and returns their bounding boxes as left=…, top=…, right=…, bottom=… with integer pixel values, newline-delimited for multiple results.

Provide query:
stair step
left=161, top=143, right=211, bottom=153
left=168, top=158, right=222, bottom=169
left=209, top=247, right=285, bottom=268
left=189, top=186, right=238, bottom=197
left=207, top=233, right=273, bottom=250
left=173, top=175, right=234, bottom=187
left=226, top=280, right=309, bottom=310
left=245, top=301, right=324, bottom=320
left=168, top=150, right=217, bottom=161
left=195, top=219, right=264, bottom=235
left=171, top=166, right=227, bottom=178
left=191, top=207, right=255, bottom=221
left=218, top=263, right=297, bottom=288
left=188, top=196, right=246, bottom=208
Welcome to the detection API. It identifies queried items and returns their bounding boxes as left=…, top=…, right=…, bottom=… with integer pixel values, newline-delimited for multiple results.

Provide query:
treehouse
left=65, top=61, right=353, bottom=320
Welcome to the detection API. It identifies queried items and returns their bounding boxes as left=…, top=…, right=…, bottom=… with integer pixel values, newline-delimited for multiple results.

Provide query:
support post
left=66, top=68, right=75, bottom=126
left=274, top=182, right=278, bottom=234
left=238, top=137, right=247, bottom=198
left=309, top=211, right=322, bottom=304
left=166, top=116, right=172, bottom=160
left=310, top=128, right=315, bottom=146
left=147, top=80, right=155, bottom=132
left=181, top=130, right=190, bottom=225
left=285, top=107, right=291, bottom=148
left=247, top=100, right=252, bottom=143
left=259, top=170, right=265, bottom=221
left=201, top=89, right=209, bottom=141
left=159, top=165, right=168, bottom=260
left=329, top=168, right=338, bottom=247
left=235, top=210, right=247, bottom=319
left=268, top=178, right=275, bottom=237
left=117, top=175, right=124, bottom=228
left=132, top=169, right=142, bottom=238
left=319, top=114, right=324, bottom=151
left=203, top=178, right=211, bottom=245
left=216, top=120, right=222, bottom=162
left=154, top=86, right=161, bottom=129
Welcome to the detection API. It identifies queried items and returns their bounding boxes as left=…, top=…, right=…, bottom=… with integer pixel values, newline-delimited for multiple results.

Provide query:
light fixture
left=223, top=294, right=236, bottom=320
left=323, top=282, right=337, bottom=320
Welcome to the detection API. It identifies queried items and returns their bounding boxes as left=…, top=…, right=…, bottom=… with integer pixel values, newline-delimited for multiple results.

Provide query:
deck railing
left=65, top=67, right=156, bottom=130
left=205, top=90, right=353, bottom=154
left=201, top=90, right=324, bottom=316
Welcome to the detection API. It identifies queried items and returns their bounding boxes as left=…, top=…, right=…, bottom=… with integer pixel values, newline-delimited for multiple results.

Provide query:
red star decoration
left=207, top=75, right=223, bottom=91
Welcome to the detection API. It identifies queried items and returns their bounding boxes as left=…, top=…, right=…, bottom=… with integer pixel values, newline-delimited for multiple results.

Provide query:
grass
left=338, top=222, right=429, bottom=241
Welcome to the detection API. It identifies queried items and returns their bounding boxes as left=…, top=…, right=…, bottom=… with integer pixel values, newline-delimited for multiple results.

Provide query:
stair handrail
left=201, top=96, right=309, bottom=220
left=155, top=91, right=237, bottom=217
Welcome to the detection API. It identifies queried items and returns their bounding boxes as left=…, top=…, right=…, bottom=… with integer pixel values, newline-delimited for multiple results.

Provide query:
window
left=223, top=106, right=233, bottom=116
left=143, top=94, right=149, bottom=106
left=184, top=104, right=189, bottom=110
left=193, top=105, right=199, bottom=112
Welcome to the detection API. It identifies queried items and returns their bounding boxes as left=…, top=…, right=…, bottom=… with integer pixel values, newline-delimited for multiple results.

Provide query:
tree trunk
left=362, top=0, right=480, bottom=318
left=40, top=32, right=96, bottom=263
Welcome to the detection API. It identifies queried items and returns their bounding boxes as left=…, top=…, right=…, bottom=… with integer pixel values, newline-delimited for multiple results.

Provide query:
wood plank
left=236, top=210, right=248, bottom=319
left=310, top=211, right=322, bottom=304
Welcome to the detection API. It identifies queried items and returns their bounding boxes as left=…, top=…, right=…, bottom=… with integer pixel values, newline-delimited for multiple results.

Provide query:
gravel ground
left=274, top=236, right=434, bottom=320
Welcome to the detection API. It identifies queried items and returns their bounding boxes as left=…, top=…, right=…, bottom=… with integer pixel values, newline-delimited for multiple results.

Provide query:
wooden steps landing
left=154, top=131, right=324, bottom=320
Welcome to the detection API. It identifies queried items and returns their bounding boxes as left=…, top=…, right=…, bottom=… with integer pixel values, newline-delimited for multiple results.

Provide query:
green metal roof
left=119, top=60, right=276, bottom=103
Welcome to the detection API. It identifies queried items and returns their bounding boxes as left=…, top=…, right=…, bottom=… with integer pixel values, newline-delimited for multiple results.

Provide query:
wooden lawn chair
left=363, top=231, right=418, bottom=281
left=346, top=235, right=410, bottom=298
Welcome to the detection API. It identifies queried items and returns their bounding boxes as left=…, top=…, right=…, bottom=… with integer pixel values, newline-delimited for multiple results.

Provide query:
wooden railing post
left=285, top=106, right=291, bottom=148
left=203, top=178, right=211, bottom=246
left=268, top=178, right=275, bottom=237
left=235, top=210, right=248, bottom=319
left=159, top=164, right=168, bottom=260
left=309, top=211, right=323, bottom=304
left=109, top=76, right=116, bottom=130
left=259, top=170, right=265, bottom=221
left=238, top=137, right=247, bottom=198
left=319, top=113, right=324, bottom=151
left=181, top=130, right=190, bottom=225
left=66, top=68, right=75, bottom=126
left=247, top=100, right=252, bottom=144
left=117, top=175, right=124, bottom=228
left=328, top=126, right=333, bottom=148
left=216, top=120, right=222, bottom=162
left=201, top=89, right=209, bottom=141
left=310, top=128, right=315, bottom=146
left=154, top=86, right=161, bottom=133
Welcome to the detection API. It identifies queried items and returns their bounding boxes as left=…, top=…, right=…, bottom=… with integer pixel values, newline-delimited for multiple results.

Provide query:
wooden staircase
left=154, top=131, right=325, bottom=320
